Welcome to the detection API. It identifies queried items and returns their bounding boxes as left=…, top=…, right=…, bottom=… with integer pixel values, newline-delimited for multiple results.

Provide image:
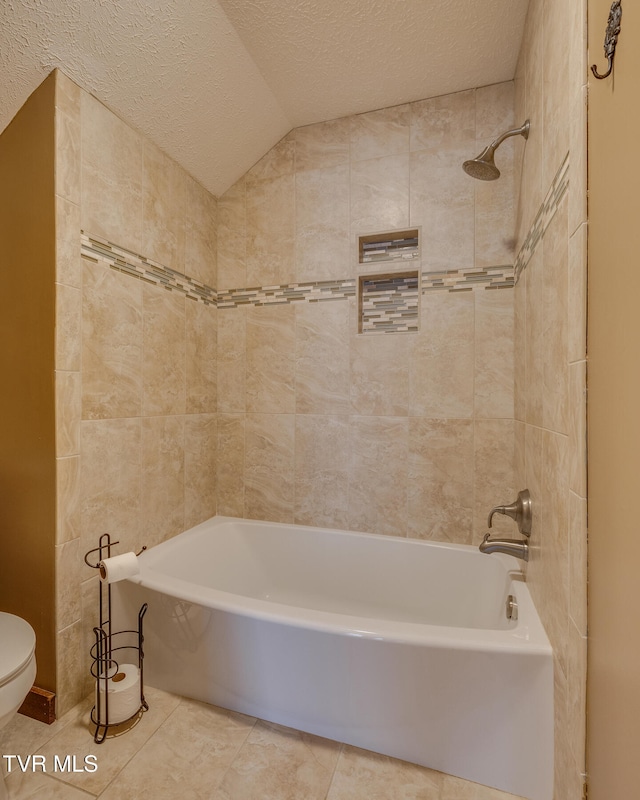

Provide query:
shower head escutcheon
left=462, top=119, right=530, bottom=181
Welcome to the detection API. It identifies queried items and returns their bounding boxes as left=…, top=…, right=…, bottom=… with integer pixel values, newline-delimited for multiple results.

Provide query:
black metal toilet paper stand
left=84, top=533, right=148, bottom=743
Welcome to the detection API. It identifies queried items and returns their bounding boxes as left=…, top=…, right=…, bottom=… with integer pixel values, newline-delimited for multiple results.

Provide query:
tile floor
left=1, top=688, right=524, bottom=799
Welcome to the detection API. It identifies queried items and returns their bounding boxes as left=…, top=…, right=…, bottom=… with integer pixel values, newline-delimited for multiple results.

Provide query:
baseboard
left=18, top=686, right=56, bottom=724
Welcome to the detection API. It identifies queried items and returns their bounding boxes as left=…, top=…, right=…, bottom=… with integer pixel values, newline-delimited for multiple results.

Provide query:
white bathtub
left=113, top=516, right=553, bottom=800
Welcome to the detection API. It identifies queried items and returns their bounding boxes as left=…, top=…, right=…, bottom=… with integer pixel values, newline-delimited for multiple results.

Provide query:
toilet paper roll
left=95, top=663, right=141, bottom=725
left=98, top=552, right=139, bottom=583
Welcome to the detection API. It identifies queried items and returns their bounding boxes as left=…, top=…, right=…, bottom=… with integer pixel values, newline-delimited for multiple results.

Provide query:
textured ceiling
left=0, top=0, right=529, bottom=197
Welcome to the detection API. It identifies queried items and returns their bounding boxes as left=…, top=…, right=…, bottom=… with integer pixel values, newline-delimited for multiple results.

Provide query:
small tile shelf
left=358, top=271, right=420, bottom=334
left=358, top=229, right=420, bottom=265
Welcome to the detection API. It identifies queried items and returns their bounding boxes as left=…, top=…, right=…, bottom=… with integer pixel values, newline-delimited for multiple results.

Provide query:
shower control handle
left=487, top=489, right=532, bottom=536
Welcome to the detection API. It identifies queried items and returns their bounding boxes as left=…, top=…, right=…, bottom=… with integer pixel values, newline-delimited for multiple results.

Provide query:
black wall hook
left=591, top=0, right=622, bottom=80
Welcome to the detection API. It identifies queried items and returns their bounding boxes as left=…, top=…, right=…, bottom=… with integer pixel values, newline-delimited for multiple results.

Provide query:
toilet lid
left=0, top=612, right=36, bottom=686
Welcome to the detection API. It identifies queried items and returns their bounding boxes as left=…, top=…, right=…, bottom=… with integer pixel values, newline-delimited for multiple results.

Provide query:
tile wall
left=217, top=82, right=519, bottom=542
left=513, top=1, right=588, bottom=798
left=49, top=38, right=588, bottom=800
left=53, top=71, right=218, bottom=714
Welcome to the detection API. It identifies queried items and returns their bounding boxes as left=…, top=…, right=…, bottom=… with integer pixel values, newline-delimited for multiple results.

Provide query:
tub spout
left=479, top=533, right=529, bottom=562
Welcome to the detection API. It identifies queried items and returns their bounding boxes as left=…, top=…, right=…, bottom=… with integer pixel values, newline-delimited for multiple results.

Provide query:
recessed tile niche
left=358, top=228, right=420, bottom=265
left=357, top=229, right=420, bottom=334
left=358, top=271, right=420, bottom=334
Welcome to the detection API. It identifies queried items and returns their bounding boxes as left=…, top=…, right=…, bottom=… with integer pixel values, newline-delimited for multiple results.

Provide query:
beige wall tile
left=82, top=260, right=143, bottom=420
left=348, top=416, right=408, bottom=536
left=186, top=300, right=217, bottom=415
left=350, top=323, right=410, bottom=417
left=473, top=419, right=516, bottom=542
left=217, top=307, right=246, bottom=413
left=184, top=414, right=217, bottom=529
left=568, top=83, right=587, bottom=237
left=80, top=418, right=142, bottom=554
left=517, top=0, right=544, bottom=247
left=475, top=81, right=515, bottom=141
left=56, top=282, right=82, bottom=371
left=294, top=117, right=350, bottom=172
left=569, top=491, right=587, bottom=636
left=217, top=413, right=245, bottom=518
left=409, top=146, right=474, bottom=270
left=246, top=132, right=295, bottom=183
left=350, top=104, right=410, bottom=161
left=55, top=621, right=83, bottom=717
left=295, top=301, right=350, bottom=415
left=527, top=429, right=570, bottom=674
left=56, top=196, right=81, bottom=288
left=56, top=371, right=81, bottom=457
left=56, top=455, right=81, bottom=545
left=294, top=414, right=350, bottom=529
left=80, top=92, right=143, bottom=253
left=568, top=360, right=587, bottom=498
left=245, top=413, right=295, bottom=523
left=295, top=163, right=350, bottom=282
left=141, top=416, right=185, bottom=548
left=410, top=291, right=474, bottom=418
left=142, top=285, right=186, bottom=417
left=54, top=70, right=81, bottom=118
left=408, top=418, right=474, bottom=542
left=55, top=539, right=82, bottom=631
left=410, top=89, right=475, bottom=150
left=474, top=138, right=516, bottom=267
left=541, top=0, right=571, bottom=191
left=350, top=154, right=410, bottom=235
left=142, top=141, right=187, bottom=272
left=217, top=177, right=247, bottom=291
left=524, top=249, right=544, bottom=428
left=246, top=173, right=295, bottom=286
left=513, top=278, right=526, bottom=422
left=185, top=176, right=217, bottom=287
left=542, top=198, right=569, bottom=435
left=56, top=108, right=81, bottom=205
left=246, top=305, right=295, bottom=414
left=568, top=223, right=587, bottom=363
left=474, top=289, right=514, bottom=419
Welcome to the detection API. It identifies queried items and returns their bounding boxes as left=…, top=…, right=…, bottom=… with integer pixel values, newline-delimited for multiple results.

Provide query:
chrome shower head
left=463, top=120, right=530, bottom=181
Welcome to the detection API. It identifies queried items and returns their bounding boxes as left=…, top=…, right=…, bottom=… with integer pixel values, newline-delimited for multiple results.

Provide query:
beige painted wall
left=587, top=1, right=640, bottom=796
left=216, top=84, right=518, bottom=543
left=0, top=73, right=57, bottom=691
left=513, top=0, right=588, bottom=797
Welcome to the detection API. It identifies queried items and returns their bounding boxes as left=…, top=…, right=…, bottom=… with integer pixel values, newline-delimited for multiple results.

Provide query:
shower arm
left=486, top=120, right=530, bottom=153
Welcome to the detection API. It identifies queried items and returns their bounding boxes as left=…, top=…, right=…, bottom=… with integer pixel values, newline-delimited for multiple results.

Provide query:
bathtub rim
left=128, top=515, right=552, bottom=654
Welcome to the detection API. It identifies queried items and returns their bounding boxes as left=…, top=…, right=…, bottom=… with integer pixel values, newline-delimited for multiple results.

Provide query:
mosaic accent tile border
left=360, top=273, right=419, bottom=334
left=80, top=233, right=217, bottom=306
left=421, top=265, right=514, bottom=293
left=217, top=279, right=357, bottom=308
left=81, top=153, right=569, bottom=316
left=514, top=152, right=570, bottom=283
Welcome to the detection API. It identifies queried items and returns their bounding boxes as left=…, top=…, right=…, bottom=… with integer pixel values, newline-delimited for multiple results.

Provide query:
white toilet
left=0, top=612, right=37, bottom=800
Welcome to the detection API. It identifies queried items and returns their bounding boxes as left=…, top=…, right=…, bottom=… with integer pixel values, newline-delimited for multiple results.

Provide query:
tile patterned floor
left=0, top=688, right=524, bottom=799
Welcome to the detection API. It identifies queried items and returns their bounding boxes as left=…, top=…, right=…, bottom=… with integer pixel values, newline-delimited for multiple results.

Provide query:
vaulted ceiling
left=0, top=0, right=529, bottom=196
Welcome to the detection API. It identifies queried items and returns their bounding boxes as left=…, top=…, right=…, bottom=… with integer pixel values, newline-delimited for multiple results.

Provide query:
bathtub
left=113, top=516, right=553, bottom=800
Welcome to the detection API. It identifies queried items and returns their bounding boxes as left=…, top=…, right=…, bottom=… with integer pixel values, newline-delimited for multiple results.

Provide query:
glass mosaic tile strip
left=514, top=152, right=570, bottom=283
left=421, top=266, right=514, bottom=292
left=217, top=279, right=357, bottom=308
left=80, top=232, right=217, bottom=306
left=360, top=273, right=420, bottom=334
